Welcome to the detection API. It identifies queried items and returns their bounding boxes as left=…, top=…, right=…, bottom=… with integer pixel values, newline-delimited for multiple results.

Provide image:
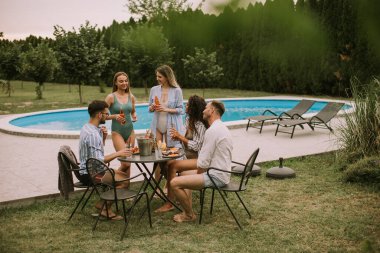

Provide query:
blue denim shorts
left=203, top=173, right=226, bottom=188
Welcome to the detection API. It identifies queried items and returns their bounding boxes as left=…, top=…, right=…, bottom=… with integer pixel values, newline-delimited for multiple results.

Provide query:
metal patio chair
left=199, top=148, right=260, bottom=229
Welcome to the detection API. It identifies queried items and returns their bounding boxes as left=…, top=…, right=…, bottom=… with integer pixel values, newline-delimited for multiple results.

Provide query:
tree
left=54, top=21, right=111, bottom=103
left=20, top=43, right=58, bottom=99
left=182, top=47, right=223, bottom=97
left=126, top=0, right=191, bottom=20
left=122, top=24, right=173, bottom=96
left=0, top=41, right=20, bottom=97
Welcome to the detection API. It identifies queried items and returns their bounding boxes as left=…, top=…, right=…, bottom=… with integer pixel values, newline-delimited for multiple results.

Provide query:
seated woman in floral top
left=155, top=95, right=208, bottom=213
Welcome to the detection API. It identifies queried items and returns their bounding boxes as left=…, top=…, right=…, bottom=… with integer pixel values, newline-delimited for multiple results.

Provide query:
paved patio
left=0, top=116, right=345, bottom=206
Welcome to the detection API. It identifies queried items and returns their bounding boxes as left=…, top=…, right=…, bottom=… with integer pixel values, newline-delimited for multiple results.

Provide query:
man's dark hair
left=210, top=100, right=225, bottom=117
left=88, top=100, right=109, bottom=118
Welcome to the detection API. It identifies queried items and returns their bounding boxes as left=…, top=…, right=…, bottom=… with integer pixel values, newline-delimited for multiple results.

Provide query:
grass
left=0, top=80, right=345, bottom=115
left=0, top=80, right=277, bottom=114
left=0, top=152, right=379, bottom=252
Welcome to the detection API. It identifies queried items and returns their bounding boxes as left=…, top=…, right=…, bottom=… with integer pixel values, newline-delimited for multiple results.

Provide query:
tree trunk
left=6, top=80, right=12, bottom=97
left=79, top=83, right=83, bottom=104
left=143, top=79, right=148, bottom=98
left=36, top=82, right=43, bottom=99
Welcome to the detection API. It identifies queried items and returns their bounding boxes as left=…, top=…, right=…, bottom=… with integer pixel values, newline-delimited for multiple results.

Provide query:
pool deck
left=0, top=115, right=345, bottom=207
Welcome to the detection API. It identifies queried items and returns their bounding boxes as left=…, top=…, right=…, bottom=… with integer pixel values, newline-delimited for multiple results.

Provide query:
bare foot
left=154, top=203, right=174, bottom=213
left=173, top=212, right=196, bottom=222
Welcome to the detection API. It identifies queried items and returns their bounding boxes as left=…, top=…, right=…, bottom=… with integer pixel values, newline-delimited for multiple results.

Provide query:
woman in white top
left=148, top=65, right=184, bottom=147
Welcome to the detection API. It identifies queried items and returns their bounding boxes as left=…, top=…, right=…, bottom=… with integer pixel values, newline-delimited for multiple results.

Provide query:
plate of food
left=161, top=147, right=182, bottom=158
left=162, top=153, right=182, bottom=158
left=132, top=146, right=139, bottom=155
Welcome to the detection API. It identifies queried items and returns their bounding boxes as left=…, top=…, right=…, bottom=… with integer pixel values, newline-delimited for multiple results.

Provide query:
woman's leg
left=112, top=132, right=131, bottom=188
left=155, top=159, right=198, bottom=212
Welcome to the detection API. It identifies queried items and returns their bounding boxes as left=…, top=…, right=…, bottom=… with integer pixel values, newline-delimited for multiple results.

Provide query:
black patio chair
left=273, top=102, right=345, bottom=138
left=58, top=145, right=95, bottom=221
left=86, top=158, right=152, bottom=240
left=199, top=148, right=260, bottom=230
left=245, top=99, right=315, bottom=133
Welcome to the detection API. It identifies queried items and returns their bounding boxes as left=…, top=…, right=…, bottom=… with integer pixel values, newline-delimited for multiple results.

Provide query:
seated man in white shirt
left=170, top=100, right=233, bottom=222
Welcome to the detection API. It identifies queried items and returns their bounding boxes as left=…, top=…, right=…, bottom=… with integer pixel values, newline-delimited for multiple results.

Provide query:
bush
left=343, top=156, right=380, bottom=185
left=339, top=77, right=380, bottom=157
left=338, top=77, right=380, bottom=184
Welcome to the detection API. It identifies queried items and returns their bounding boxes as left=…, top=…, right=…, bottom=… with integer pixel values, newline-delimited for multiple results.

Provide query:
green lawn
left=0, top=80, right=279, bottom=114
left=0, top=152, right=379, bottom=253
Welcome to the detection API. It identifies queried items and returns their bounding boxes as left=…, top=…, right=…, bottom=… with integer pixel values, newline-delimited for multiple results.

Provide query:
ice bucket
left=137, top=137, right=153, bottom=156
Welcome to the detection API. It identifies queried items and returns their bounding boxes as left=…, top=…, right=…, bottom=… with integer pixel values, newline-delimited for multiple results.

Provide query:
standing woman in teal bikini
left=105, top=72, right=137, bottom=178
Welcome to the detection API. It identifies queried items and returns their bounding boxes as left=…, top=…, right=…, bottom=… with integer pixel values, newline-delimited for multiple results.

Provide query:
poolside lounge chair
left=245, top=99, right=316, bottom=133
left=273, top=102, right=345, bottom=138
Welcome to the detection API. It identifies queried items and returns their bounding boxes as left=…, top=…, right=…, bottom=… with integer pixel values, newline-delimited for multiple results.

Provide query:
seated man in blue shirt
left=170, top=100, right=233, bottom=222
left=79, top=100, right=131, bottom=220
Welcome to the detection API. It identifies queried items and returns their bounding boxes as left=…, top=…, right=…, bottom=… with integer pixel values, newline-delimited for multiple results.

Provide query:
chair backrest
left=58, top=145, right=80, bottom=179
left=86, top=158, right=113, bottom=193
left=239, top=148, right=260, bottom=190
left=285, top=99, right=315, bottom=117
left=314, top=102, right=345, bottom=123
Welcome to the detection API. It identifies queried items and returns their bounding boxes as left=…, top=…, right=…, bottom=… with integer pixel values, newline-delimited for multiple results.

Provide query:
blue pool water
left=10, top=99, right=346, bottom=131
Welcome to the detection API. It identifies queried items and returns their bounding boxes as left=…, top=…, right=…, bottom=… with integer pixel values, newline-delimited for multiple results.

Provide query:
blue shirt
left=78, top=123, right=104, bottom=175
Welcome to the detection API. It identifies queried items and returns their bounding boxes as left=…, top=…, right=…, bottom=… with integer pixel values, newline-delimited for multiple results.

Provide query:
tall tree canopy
left=121, top=23, right=173, bottom=96
left=54, top=21, right=112, bottom=103
left=20, top=42, right=58, bottom=99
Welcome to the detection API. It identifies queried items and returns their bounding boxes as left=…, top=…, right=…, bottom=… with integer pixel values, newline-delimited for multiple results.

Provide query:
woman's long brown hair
left=186, top=95, right=208, bottom=136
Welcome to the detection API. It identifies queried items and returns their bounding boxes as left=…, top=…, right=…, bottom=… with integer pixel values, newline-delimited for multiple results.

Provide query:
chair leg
left=275, top=124, right=280, bottom=136
left=93, top=201, right=106, bottom=231
left=81, top=187, right=94, bottom=211
left=259, top=121, right=265, bottom=133
left=120, top=200, right=129, bottom=240
left=199, top=189, right=206, bottom=224
left=210, top=189, right=215, bottom=215
left=235, top=192, right=251, bottom=218
left=68, top=187, right=89, bottom=221
left=290, top=126, right=296, bottom=138
left=246, top=119, right=250, bottom=131
left=144, top=193, right=152, bottom=228
left=215, top=188, right=243, bottom=230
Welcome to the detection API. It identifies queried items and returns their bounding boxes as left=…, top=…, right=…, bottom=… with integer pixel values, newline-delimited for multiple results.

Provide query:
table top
left=118, top=149, right=184, bottom=163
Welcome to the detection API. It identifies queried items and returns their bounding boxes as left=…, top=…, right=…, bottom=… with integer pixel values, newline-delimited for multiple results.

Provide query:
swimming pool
left=0, top=98, right=350, bottom=138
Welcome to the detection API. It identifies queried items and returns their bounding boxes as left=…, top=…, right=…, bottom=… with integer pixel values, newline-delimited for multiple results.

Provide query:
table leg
left=136, top=162, right=181, bottom=211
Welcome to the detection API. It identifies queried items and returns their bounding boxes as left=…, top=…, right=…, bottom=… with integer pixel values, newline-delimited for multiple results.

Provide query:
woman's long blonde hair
left=156, top=65, right=180, bottom=88
left=112, top=72, right=130, bottom=92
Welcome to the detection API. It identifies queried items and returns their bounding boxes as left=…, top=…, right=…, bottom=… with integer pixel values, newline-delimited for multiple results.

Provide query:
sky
left=0, top=0, right=264, bottom=41
left=0, top=0, right=136, bottom=40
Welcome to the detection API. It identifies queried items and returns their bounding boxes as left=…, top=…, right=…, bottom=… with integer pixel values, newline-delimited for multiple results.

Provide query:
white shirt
left=197, top=119, right=233, bottom=184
